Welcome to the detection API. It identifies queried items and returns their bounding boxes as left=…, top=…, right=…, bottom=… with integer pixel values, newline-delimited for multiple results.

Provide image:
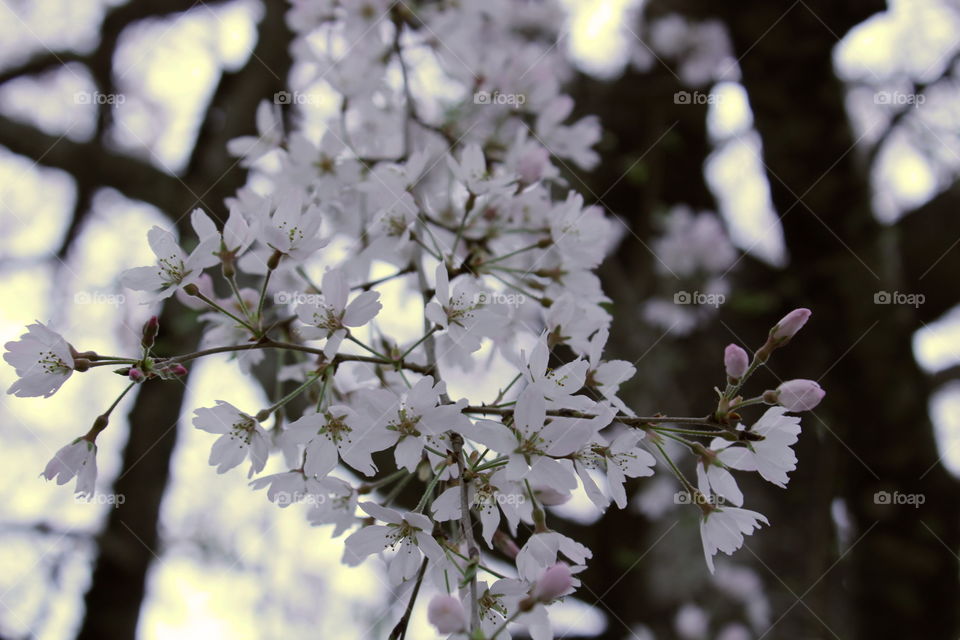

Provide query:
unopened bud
left=493, top=530, right=520, bottom=559
left=774, top=379, right=825, bottom=411
left=769, top=308, right=811, bottom=345
left=141, top=316, right=159, bottom=349
left=427, top=595, right=468, bottom=634
left=723, top=344, right=749, bottom=381
left=128, top=367, right=145, bottom=382
left=165, top=363, right=188, bottom=377
left=531, top=563, right=573, bottom=603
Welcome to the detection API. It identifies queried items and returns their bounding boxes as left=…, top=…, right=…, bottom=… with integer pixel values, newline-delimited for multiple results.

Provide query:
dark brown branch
left=0, top=112, right=185, bottom=210
left=0, top=51, right=85, bottom=85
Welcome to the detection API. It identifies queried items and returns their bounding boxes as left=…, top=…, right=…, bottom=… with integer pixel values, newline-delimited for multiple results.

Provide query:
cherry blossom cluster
left=4, top=2, right=825, bottom=638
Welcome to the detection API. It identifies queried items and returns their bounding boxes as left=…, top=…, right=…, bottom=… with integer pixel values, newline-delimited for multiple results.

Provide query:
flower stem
left=728, top=396, right=768, bottom=412
left=346, top=333, right=391, bottom=360
left=653, top=440, right=696, bottom=495
left=415, top=462, right=447, bottom=512
left=399, top=326, right=438, bottom=360
left=260, top=373, right=320, bottom=419
left=354, top=266, right=415, bottom=291
left=162, top=341, right=431, bottom=375
left=461, top=405, right=716, bottom=427
left=191, top=290, right=258, bottom=334
left=651, top=426, right=724, bottom=438
left=450, top=191, right=477, bottom=259
left=724, top=353, right=764, bottom=400
left=359, top=469, right=408, bottom=494
left=256, top=255, right=280, bottom=332
left=446, top=547, right=507, bottom=580
left=226, top=273, right=253, bottom=321
left=383, top=471, right=415, bottom=507
left=482, top=239, right=544, bottom=266
left=491, top=609, right=522, bottom=640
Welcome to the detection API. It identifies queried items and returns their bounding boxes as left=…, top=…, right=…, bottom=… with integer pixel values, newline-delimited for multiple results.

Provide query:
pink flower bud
left=531, top=563, right=573, bottom=602
left=141, top=316, right=159, bottom=349
left=775, top=379, right=825, bottom=411
left=724, top=344, right=749, bottom=380
left=167, top=364, right=188, bottom=377
left=770, top=308, right=811, bottom=343
left=493, top=530, right=520, bottom=559
left=427, top=594, right=468, bottom=634
left=128, top=368, right=145, bottom=382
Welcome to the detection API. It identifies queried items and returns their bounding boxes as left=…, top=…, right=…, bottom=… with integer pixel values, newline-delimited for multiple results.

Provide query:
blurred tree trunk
left=561, top=1, right=960, bottom=638
left=75, top=302, right=198, bottom=640
left=74, top=2, right=293, bottom=638
left=564, top=61, right=724, bottom=638
left=711, top=1, right=960, bottom=637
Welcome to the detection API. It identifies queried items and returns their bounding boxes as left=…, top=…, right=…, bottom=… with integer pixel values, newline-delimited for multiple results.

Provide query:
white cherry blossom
left=4, top=322, right=75, bottom=398
left=41, top=438, right=97, bottom=497
left=700, top=507, right=768, bottom=574
left=282, top=404, right=384, bottom=477
left=360, top=376, right=472, bottom=472
left=343, top=502, right=445, bottom=583
left=120, top=224, right=219, bottom=302
left=575, top=429, right=656, bottom=509
left=713, top=407, right=802, bottom=488
left=193, top=401, right=269, bottom=477
left=295, top=268, right=382, bottom=357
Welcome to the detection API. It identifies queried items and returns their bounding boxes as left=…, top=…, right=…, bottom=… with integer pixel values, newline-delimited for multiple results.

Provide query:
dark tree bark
left=708, top=1, right=960, bottom=637
left=562, top=58, right=725, bottom=638
left=558, top=1, right=960, bottom=638
left=71, top=2, right=294, bottom=639
left=75, top=301, right=197, bottom=640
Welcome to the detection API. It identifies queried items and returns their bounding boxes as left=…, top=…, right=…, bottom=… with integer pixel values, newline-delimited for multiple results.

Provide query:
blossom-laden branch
left=2, top=2, right=828, bottom=638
